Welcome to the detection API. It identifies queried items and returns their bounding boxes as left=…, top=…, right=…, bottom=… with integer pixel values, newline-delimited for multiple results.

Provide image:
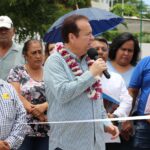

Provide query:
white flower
left=88, top=90, right=96, bottom=98
left=74, top=70, right=82, bottom=75
left=67, top=59, right=76, bottom=65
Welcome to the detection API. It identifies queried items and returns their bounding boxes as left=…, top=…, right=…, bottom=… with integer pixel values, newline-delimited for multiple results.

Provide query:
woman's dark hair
left=22, top=39, right=42, bottom=56
left=109, top=32, right=140, bottom=66
left=61, top=14, right=88, bottom=43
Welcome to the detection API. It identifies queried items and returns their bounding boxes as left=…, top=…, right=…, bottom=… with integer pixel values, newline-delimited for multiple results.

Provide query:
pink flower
left=68, top=61, right=77, bottom=67
left=57, top=45, right=63, bottom=50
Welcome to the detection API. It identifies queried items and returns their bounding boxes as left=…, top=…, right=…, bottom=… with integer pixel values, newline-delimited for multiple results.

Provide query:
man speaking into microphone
left=44, top=15, right=119, bottom=150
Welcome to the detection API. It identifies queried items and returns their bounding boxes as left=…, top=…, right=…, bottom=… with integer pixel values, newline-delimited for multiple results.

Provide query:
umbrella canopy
left=43, top=7, right=124, bottom=43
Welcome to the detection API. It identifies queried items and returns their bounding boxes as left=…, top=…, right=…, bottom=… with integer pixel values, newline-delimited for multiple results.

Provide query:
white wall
left=141, top=43, right=150, bottom=58
left=91, top=0, right=110, bottom=11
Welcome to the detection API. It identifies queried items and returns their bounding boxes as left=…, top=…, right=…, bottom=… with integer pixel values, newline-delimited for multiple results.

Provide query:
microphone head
left=87, top=48, right=98, bottom=60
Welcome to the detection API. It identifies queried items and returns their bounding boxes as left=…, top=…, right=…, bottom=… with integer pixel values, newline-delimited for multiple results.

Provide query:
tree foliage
left=111, top=0, right=148, bottom=17
left=111, top=3, right=139, bottom=17
left=0, top=0, right=90, bottom=42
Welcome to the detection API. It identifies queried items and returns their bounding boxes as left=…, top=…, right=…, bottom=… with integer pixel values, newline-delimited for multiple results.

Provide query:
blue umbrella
left=43, top=7, right=124, bottom=43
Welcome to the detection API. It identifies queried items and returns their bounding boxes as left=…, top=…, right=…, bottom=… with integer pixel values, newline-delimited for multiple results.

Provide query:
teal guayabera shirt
left=0, top=42, right=24, bottom=81
left=44, top=47, right=112, bottom=150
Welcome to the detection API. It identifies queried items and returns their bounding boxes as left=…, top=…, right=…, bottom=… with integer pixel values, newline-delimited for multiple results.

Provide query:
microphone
left=87, top=48, right=111, bottom=79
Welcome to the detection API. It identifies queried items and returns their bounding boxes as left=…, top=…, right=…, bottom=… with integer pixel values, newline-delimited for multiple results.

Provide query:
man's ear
left=12, top=27, right=16, bottom=34
left=68, top=33, right=75, bottom=43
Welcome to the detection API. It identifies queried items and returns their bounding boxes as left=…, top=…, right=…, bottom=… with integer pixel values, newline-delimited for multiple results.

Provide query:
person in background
left=128, top=56, right=150, bottom=150
left=7, top=39, right=49, bottom=150
left=0, top=79, right=27, bottom=150
left=108, top=32, right=141, bottom=149
left=44, top=14, right=119, bottom=150
left=91, top=37, right=132, bottom=150
left=44, top=42, right=55, bottom=62
left=108, top=32, right=140, bottom=87
left=0, top=16, right=24, bottom=80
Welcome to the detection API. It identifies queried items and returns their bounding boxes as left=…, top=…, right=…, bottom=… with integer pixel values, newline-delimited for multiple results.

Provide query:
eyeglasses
left=95, top=47, right=108, bottom=52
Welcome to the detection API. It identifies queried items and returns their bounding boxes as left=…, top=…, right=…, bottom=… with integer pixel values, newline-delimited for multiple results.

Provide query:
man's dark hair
left=61, top=14, right=88, bottom=43
left=109, top=32, right=140, bottom=66
left=45, top=42, right=51, bottom=57
left=94, top=37, right=109, bottom=47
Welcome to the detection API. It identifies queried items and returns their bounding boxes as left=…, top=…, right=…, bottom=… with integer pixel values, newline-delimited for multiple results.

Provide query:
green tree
left=111, top=0, right=148, bottom=17
left=0, top=0, right=90, bottom=42
left=111, top=3, right=139, bottom=17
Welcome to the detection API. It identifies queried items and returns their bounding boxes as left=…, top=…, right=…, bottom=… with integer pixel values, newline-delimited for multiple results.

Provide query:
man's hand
left=89, top=58, right=107, bottom=76
left=107, top=113, right=117, bottom=118
left=147, top=119, right=150, bottom=124
left=104, top=125, right=120, bottom=140
left=0, top=141, right=10, bottom=150
left=120, top=121, right=133, bottom=141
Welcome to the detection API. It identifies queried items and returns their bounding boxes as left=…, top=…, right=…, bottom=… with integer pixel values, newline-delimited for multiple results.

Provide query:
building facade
left=91, top=0, right=112, bottom=11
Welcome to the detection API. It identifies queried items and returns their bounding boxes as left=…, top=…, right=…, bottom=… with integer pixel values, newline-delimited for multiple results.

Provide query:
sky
left=143, top=0, right=150, bottom=5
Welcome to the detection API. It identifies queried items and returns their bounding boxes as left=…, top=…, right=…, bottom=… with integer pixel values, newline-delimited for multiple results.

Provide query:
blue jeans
left=133, top=120, right=150, bottom=150
left=18, top=136, right=49, bottom=150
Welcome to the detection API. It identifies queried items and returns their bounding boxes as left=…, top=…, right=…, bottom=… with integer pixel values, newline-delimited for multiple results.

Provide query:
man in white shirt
left=91, top=37, right=132, bottom=150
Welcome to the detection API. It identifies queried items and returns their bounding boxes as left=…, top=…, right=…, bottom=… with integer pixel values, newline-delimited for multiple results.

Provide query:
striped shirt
left=44, top=49, right=112, bottom=150
left=0, top=79, right=27, bottom=149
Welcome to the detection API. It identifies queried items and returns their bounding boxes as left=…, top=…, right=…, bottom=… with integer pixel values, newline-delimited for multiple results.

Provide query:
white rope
left=10, top=115, right=150, bottom=125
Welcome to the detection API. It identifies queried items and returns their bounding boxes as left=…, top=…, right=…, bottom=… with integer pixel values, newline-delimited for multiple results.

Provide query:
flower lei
left=56, top=43, right=102, bottom=100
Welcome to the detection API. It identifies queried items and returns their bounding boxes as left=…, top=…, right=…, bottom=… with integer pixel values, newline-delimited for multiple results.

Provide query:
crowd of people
left=0, top=14, right=149, bottom=150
